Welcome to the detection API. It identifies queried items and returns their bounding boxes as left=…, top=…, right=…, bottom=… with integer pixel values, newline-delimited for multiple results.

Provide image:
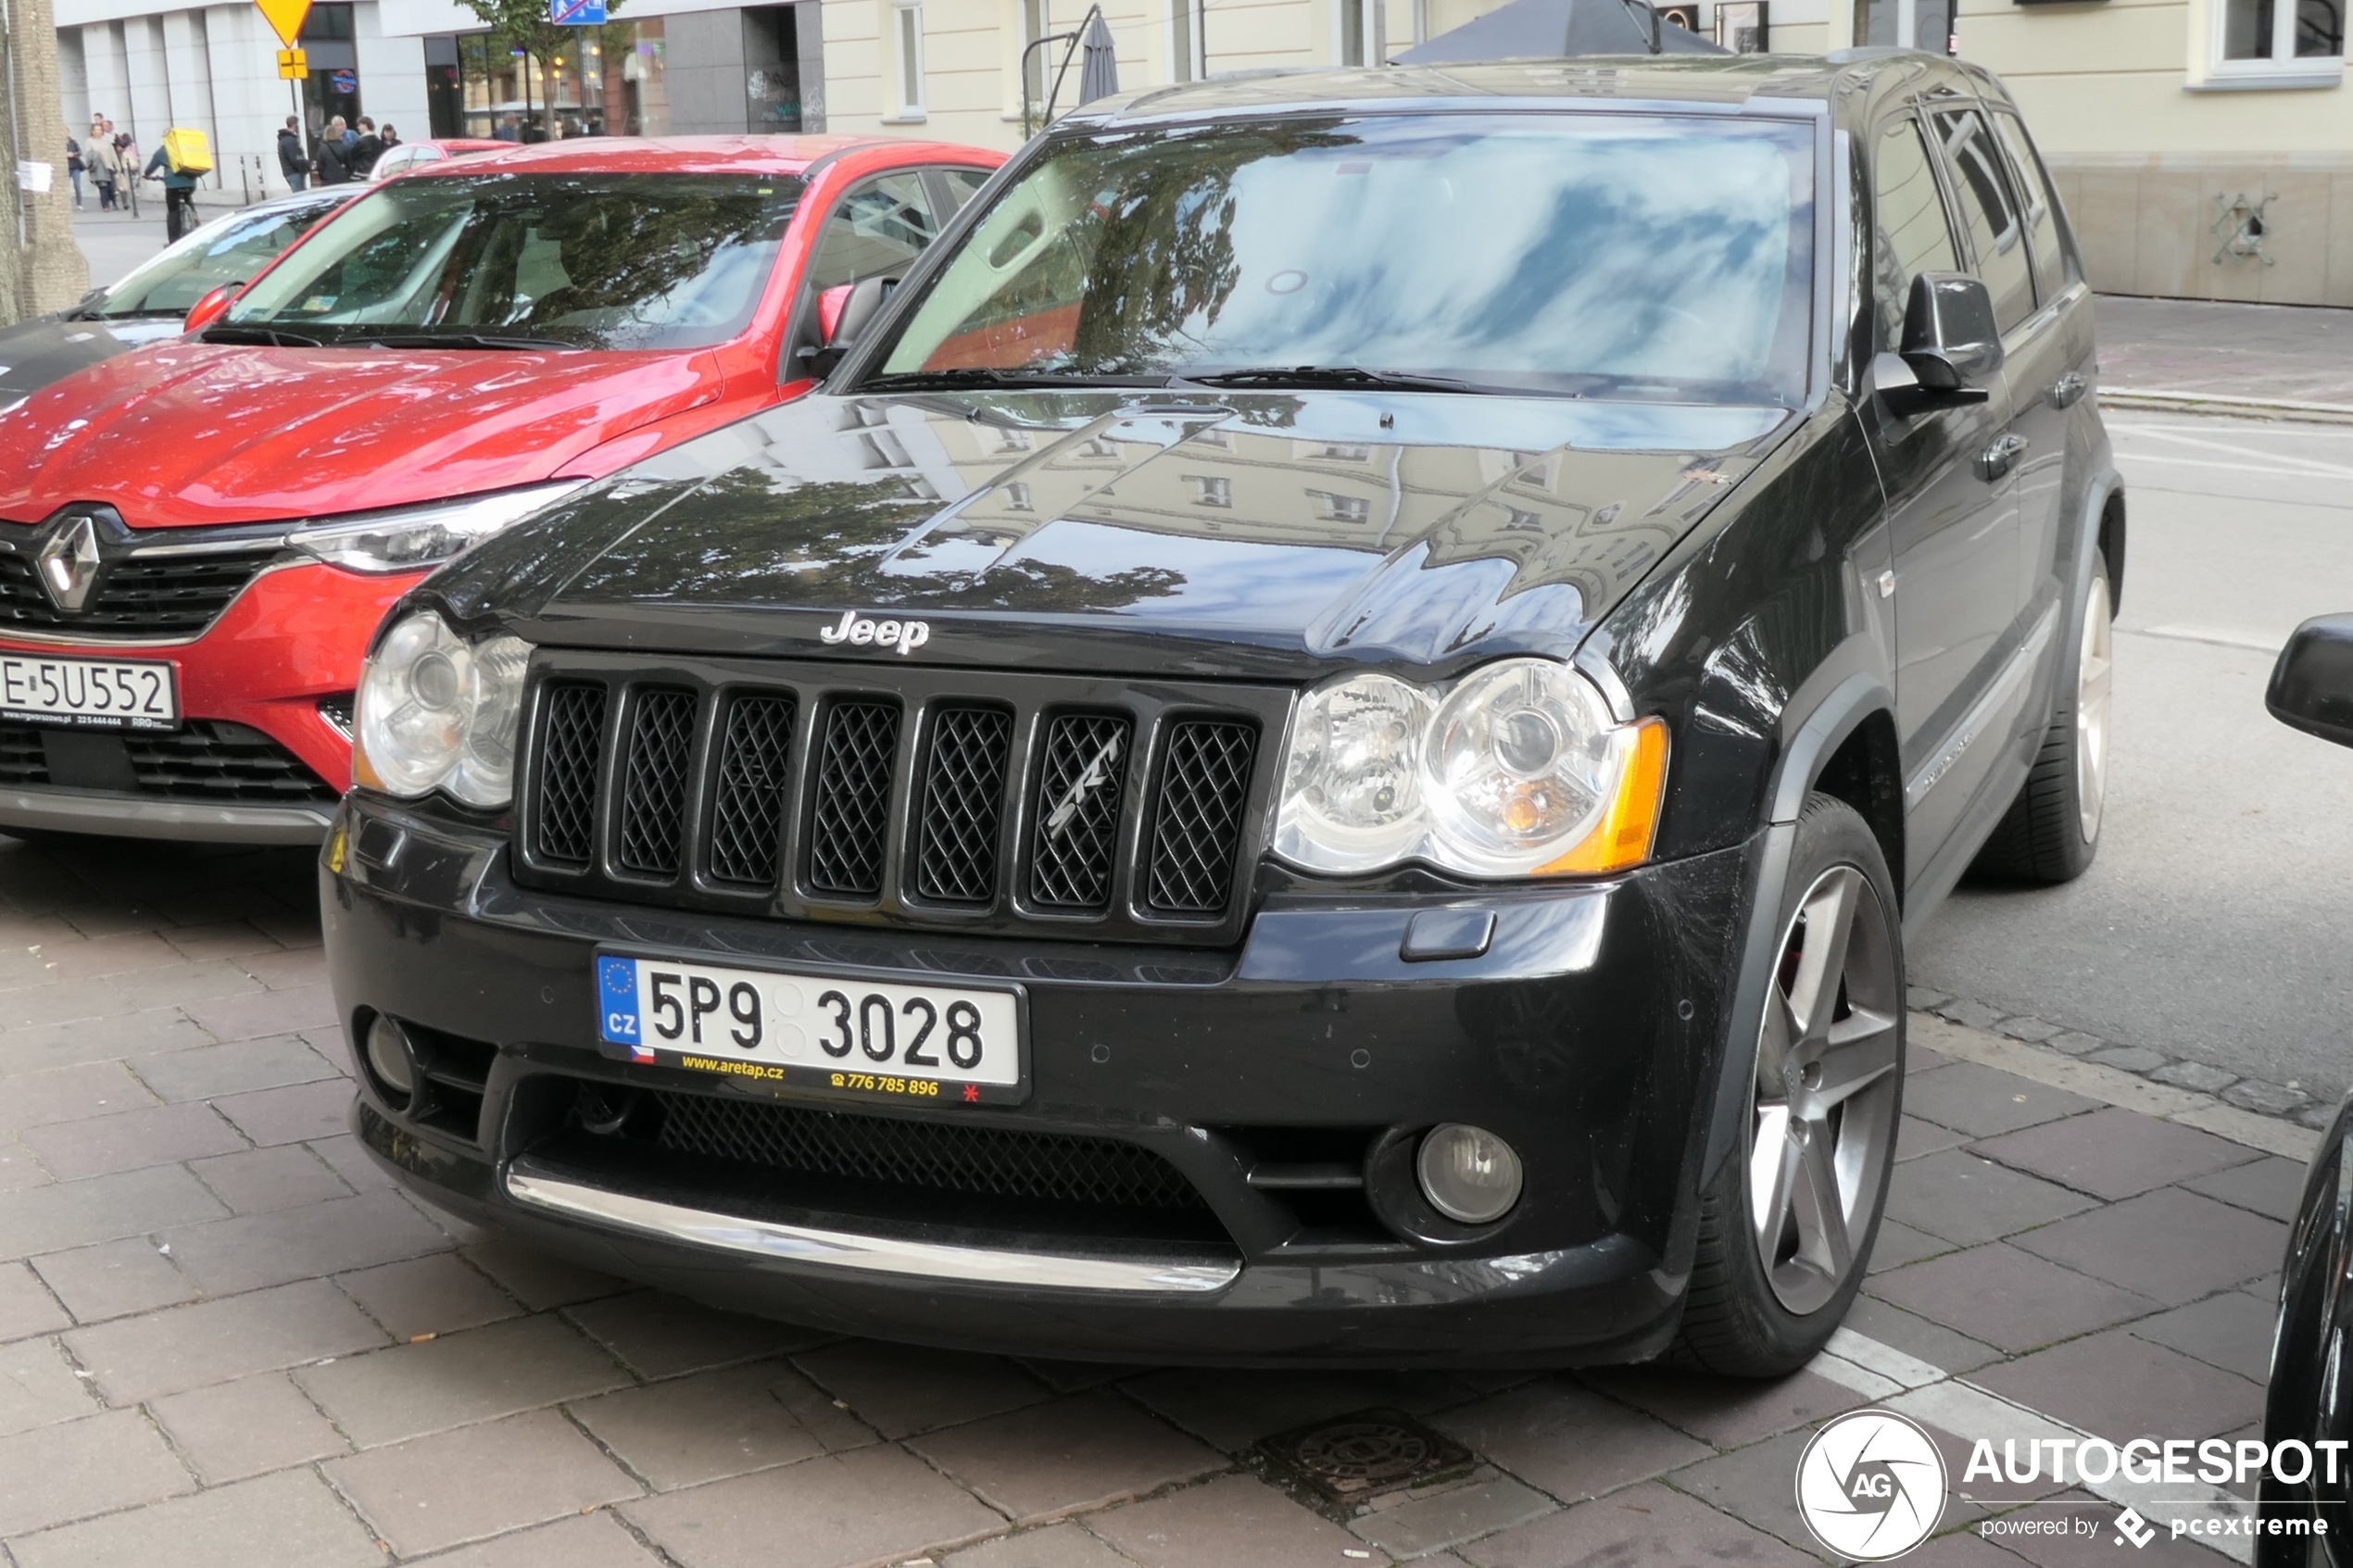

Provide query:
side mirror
left=1900, top=271, right=2004, bottom=393
left=2267, top=614, right=2353, bottom=749
left=799, top=274, right=897, bottom=379
left=183, top=282, right=242, bottom=334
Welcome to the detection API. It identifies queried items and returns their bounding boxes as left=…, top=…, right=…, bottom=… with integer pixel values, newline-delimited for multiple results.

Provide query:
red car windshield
left=221, top=171, right=805, bottom=350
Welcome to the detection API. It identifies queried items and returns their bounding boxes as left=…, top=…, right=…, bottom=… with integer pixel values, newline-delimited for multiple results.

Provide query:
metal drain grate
left=1256, top=1409, right=1476, bottom=1503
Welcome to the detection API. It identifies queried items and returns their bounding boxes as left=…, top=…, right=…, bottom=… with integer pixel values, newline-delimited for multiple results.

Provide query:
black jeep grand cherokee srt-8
left=323, top=53, right=2120, bottom=1373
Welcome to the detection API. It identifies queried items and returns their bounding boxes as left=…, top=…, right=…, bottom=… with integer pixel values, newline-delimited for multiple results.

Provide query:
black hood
left=0, top=313, right=177, bottom=403
left=434, top=389, right=1793, bottom=682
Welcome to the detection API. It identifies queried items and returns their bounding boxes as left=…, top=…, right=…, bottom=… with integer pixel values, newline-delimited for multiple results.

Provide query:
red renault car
left=0, top=133, right=1000, bottom=843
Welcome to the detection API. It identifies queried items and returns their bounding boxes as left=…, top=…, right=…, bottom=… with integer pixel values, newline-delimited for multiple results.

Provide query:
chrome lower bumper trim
left=0, top=788, right=334, bottom=845
left=503, top=1160, right=1243, bottom=1296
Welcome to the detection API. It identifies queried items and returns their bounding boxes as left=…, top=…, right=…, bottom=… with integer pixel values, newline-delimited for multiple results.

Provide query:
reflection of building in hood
left=510, top=389, right=1780, bottom=672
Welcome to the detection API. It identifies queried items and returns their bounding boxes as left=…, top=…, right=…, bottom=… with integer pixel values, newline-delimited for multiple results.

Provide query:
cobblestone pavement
left=0, top=838, right=2311, bottom=1568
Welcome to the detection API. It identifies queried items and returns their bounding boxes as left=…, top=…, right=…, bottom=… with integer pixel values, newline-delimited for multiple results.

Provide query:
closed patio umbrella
left=1076, top=10, right=1120, bottom=104
left=1392, top=0, right=1728, bottom=62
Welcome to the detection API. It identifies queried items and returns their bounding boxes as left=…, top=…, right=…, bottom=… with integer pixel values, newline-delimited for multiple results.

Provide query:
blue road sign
left=551, top=0, right=607, bottom=23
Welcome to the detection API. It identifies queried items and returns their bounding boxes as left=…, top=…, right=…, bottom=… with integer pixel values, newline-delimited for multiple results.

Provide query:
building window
left=1171, top=0, right=1205, bottom=79
left=2217, top=0, right=2344, bottom=76
left=895, top=0, right=926, bottom=118
left=1852, top=0, right=1951, bottom=51
left=1338, top=0, right=1382, bottom=65
left=1022, top=0, right=1051, bottom=108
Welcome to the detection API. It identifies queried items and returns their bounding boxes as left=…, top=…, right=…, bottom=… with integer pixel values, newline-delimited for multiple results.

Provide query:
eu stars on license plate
left=595, top=953, right=1025, bottom=1104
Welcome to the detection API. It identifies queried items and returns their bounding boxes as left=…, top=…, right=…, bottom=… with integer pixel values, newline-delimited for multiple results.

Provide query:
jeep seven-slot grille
left=517, top=663, right=1270, bottom=940
left=0, top=549, right=280, bottom=636
left=1030, top=714, right=1130, bottom=910
left=807, top=699, right=900, bottom=897
left=616, top=690, right=695, bottom=877
left=533, top=684, right=606, bottom=866
left=706, top=695, right=795, bottom=886
left=1148, top=720, right=1258, bottom=915
left=915, top=707, right=1012, bottom=904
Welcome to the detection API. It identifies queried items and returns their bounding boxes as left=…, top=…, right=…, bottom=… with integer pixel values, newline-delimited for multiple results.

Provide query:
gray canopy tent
left=1391, top=0, right=1730, bottom=62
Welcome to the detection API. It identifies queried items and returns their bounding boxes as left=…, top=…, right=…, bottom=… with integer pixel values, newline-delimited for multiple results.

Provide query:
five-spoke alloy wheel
left=1747, top=863, right=1904, bottom=1316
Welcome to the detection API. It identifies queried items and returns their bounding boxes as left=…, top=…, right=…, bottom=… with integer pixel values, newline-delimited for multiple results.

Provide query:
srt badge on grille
left=34, top=514, right=102, bottom=612
left=819, top=609, right=930, bottom=655
left=1047, top=732, right=1124, bottom=835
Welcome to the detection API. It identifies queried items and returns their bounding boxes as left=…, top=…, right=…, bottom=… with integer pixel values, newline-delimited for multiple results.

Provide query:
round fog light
left=1416, top=1123, right=1523, bottom=1224
left=365, top=1015, right=417, bottom=1107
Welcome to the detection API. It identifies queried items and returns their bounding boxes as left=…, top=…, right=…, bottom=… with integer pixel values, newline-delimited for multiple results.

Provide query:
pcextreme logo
left=1794, top=1410, right=1947, bottom=1561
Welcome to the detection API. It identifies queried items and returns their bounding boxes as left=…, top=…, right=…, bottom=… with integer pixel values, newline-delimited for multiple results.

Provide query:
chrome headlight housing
left=286, top=482, right=585, bottom=574
left=1275, top=658, right=1667, bottom=879
left=353, top=609, right=531, bottom=807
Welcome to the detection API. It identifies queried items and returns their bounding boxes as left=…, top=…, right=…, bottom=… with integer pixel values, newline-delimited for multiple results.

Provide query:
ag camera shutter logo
left=1794, top=1410, right=1947, bottom=1560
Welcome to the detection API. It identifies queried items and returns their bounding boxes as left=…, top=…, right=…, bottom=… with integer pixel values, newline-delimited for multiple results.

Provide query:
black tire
left=1672, top=793, right=1905, bottom=1377
left=1972, top=549, right=2112, bottom=884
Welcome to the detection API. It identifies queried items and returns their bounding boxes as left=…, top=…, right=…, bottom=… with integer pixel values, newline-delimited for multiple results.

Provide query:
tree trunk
left=3, top=0, right=94, bottom=323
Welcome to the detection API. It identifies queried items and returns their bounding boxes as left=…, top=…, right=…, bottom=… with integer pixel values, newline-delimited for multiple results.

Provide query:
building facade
left=45, top=0, right=2353, bottom=304
left=821, top=0, right=2351, bottom=305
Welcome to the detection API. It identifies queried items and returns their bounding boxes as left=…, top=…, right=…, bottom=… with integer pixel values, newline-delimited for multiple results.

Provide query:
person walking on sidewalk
left=143, top=141, right=200, bottom=243
left=278, top=116, right=309, bottom=192
left=108, top=133, right=139, bottom=213
left=88, top=118, right=116, bottom=209
left=65, top=131, right=83, bottom=208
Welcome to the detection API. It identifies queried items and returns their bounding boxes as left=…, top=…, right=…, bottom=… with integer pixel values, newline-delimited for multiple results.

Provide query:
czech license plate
left=595, top=952, right=1026, bottom=1105
left=0, top=655, right=178, bottom=730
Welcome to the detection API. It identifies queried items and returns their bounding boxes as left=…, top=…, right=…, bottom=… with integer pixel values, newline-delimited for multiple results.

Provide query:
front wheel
left=1672, top=793, right=1905, bottom=1377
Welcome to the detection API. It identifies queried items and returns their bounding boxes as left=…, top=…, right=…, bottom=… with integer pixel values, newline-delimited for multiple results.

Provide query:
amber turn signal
left=1538, top=717, right=1669, bottom=875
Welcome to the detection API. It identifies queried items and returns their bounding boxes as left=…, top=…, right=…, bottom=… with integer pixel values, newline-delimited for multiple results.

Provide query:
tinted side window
left=1930, top=107, right=2036, bottom=332
left=1990, top=109, right=2070, bottom=301
left=808, top=172, right=937, bottom=292
left=1870, top=117, right=1959, bottom=352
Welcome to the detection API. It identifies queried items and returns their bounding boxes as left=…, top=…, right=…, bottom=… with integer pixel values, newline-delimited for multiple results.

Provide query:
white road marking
left=2111, top=425, right=2353, bottom=482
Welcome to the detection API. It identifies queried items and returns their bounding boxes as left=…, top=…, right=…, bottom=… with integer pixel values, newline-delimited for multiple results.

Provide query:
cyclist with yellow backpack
left=143, top=127, right=212, bottom=242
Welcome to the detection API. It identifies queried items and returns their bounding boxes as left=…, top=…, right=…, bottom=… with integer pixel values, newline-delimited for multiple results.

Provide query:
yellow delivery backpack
left=161, top=127, right=213, bottom=176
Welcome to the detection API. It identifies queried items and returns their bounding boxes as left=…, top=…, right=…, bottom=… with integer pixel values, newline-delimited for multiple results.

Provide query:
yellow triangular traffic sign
left=256, top=0, right=311, bottom=49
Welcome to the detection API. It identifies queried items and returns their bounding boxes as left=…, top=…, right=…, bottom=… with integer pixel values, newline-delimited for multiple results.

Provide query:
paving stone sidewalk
left=0, top=838, right=2309, bottom=1567
left=2097, top=294, right=2353, bottom=413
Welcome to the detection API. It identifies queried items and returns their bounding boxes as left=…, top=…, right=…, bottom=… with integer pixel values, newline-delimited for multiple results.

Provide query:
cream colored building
left=816, top=0, right=2350, bottom=307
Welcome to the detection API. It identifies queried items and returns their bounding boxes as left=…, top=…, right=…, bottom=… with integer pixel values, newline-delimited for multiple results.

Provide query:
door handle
left=2050, top=371, right=2089, bottom=409
left=1976, top=433, right=2029, bottom=483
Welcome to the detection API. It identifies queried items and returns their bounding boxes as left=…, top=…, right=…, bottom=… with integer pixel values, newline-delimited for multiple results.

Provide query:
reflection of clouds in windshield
left=1189, top=128, right=1798, bottom=383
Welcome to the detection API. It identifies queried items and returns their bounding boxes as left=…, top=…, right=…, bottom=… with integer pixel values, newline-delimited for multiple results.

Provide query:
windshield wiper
left=359, top=332, right=582, bottom=352
left=197, top=325, right=326, bottom=347
left=1183, top=365, right=1491, bottom=395
left=859, top=367, right=1172, bottom=392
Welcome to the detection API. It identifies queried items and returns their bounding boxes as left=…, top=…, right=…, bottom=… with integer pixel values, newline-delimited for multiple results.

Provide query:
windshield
left=872, top=113, right=1816, bottom=404
left=222, top=171, right=805, bottom=349
left=93, top=200, right=341, bottom=318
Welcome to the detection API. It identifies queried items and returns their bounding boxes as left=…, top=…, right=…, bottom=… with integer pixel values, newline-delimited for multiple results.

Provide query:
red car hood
left=0, top=342, right=724, bottom=528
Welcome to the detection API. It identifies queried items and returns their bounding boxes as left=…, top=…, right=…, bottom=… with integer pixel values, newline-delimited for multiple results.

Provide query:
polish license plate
left=595, top=952, right=1026, bottom=1105
left=0, top=655, right=177, bottom=730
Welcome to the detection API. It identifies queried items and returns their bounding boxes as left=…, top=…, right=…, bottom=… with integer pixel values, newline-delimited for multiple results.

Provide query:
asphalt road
left=1910, top=410, right=2353, bottom=1097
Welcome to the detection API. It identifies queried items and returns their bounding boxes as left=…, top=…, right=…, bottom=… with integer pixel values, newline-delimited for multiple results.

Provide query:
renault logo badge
left=34, top=515, right=101, bottom=612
